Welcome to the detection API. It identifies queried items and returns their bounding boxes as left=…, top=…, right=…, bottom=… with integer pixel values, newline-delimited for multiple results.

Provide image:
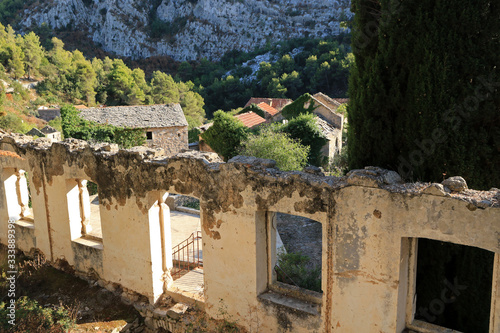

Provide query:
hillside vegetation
left=0, top=23, right=206, bottom=133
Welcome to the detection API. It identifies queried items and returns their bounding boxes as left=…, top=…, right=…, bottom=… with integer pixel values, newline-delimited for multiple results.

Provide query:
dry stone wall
left=146, top=126, right=188, bottom=155
left=0, top=132, right=499, bottom=332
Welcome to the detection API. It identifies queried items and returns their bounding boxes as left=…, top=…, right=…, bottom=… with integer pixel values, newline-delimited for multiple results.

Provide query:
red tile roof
left=256, top=102, right=279, bottom=116
left=244, top=98, right=292, bottom=111
left=234, top=112, right=266, bottom=128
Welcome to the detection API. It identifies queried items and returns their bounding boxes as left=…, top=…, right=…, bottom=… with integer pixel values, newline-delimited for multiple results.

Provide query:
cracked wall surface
left=0, top=133, right=499, bottom=332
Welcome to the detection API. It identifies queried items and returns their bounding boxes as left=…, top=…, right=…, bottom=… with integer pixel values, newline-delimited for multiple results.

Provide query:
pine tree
left=348, top=0, right=500, bottom=189
left=22, top=31, right=44, bottom=79
left=4, top=25, right=24, bottom=79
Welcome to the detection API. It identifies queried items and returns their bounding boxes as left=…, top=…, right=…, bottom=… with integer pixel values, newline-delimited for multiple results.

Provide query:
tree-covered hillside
left=0, top=23, right=206, bottom=130
left=180, top=35, right=353, bottom=117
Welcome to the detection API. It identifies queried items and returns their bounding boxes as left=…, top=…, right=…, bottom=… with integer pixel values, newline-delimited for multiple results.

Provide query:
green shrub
left=188, top=127, right=201, bottom=143
left=240, top=127, right=309, bottom=171
left=276, top=251, right=321, bottom=292
left=0, top=112, right=23, bottom=132
left=0, top=296, right=75, bottom=332
left=200, top=110, right=249, bottom=160
left=281, top=113, right=328, bottom=166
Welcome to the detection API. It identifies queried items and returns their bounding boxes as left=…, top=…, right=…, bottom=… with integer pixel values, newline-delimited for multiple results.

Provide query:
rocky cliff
left=20, top=0, right=351, bottom=61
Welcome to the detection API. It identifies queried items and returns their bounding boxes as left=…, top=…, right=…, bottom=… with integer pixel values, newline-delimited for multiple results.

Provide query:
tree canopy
left=240, top=127, right=309, bottom=171
left=348, top=0, right=500, bottom=190
left=200, top=110, right=249, bottom=160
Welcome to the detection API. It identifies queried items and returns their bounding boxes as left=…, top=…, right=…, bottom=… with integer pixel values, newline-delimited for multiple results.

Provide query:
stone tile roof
left=244, top=97, right=292, bottom=111
left=234, top=112, right=266, bottom=128
left=79, top=104, right=188, bottom=128
left=316, top=116, right=341, bottom=137
left=256, top=102, right=279, bottom=116
left=26, top=128, right=44, bottom=137
left=40, top=125, right=58, bottom=134
left=312, top=92, right=342, bottom=109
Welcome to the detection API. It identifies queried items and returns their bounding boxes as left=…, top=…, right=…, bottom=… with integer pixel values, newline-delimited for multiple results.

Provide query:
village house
left=26, top=125, right=62, bottom=142
left=254, top=102, right=280, bottom=120
left=268, top=93, right=348, bottom=161
left=79, top=104, right=188, bottom=156
left=244, top=97, right=292, bottom=112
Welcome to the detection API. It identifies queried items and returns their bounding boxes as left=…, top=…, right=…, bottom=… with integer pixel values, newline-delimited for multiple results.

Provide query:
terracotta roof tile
left=256, top=102, right=279, bottom=116
left=244, top=98, right=292, bottom=111
left=234, top=112, right=266, bottom=128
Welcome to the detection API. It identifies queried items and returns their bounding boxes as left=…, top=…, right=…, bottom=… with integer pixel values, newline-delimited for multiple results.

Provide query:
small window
left=146, top=131, right=153, bottom=140
left=3, top=168, right=34, bottom=223
left=267, top=212, right=322, bottom=295
left=66, top=179, right=102, bottom=242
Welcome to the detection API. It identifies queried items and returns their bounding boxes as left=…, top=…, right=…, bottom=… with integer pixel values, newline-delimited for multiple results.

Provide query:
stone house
left=26, top=127, right=44, bottom=138
left=269, top=93, right=347, bottom=160
left=255, top=102, right=279, bottom=120
left=244, top=97, right=292, bottom=111
left=37, top=107, right=61, bottom=122
left=79, top=104, right=188, bottom=156
left=40, top=125, right=62, bottom=142
left=26, top=125, right=62, bottom=142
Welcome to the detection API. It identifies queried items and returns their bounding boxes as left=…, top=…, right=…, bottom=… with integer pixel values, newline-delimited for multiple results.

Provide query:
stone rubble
left=442, top=176, right=468, bottom=192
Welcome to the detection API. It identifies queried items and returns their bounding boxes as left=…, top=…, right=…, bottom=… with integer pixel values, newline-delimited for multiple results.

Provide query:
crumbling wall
left=0, top=133, right=499, bottom=332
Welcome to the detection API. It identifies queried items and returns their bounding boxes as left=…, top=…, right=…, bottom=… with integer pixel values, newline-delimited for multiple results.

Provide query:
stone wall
left=0, top=133, right=499, bottom=332
left=312, top=104, right=343, bottom=131
left=37, top=109, right=61, bottom=122
left=145, top=126, right=188, bottom=156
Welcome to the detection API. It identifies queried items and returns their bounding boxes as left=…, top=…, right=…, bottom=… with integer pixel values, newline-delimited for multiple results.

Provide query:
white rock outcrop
left=20, top=0, right=352, bottom=60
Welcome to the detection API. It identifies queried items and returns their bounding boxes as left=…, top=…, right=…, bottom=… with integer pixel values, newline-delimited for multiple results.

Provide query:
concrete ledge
left=72, top=237, right=104, bottom=250
left=407, top=320, right=462, bottom=332
left=258, top=290, right=320, bottom=316
left=176, top=206, right=200, bottom=215
left=15, top=219, right=35, bottom=229
left=269, top=281, right=323, bottom=305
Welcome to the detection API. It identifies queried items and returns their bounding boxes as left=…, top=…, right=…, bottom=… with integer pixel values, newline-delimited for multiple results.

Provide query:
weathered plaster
left=0, top=133, right=499, bottom=332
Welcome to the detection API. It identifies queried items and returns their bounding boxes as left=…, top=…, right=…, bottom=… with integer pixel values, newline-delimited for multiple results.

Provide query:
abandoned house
left=255, top=102, right=280, bottom=120
left=1, top=132, right=499, bottom=332
left=26, top=125, right=62, bottom=142
left=37, top=107, right=62, bottom=122
left=79, top=104, right=188, bottom=156
left=269, top=92, right=346, bottom=160
left=244, top=97, right=292, bottom=112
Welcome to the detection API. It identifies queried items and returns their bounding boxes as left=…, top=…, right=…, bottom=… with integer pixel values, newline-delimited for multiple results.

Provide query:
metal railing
left=171, top=231, right=203, bottom=279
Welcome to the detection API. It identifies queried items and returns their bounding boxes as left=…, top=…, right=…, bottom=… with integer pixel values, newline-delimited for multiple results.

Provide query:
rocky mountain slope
left=20, top=0, right=351, bottom=61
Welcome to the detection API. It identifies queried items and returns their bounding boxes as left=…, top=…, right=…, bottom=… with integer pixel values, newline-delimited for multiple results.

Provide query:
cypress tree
left=348, top=0, right=500, bottom=189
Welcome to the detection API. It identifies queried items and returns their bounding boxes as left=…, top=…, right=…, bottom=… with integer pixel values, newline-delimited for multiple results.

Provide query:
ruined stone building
left=79, top=104, right=188, bottom=156
left=270, top=93, right=347, bottom=160
left=1, top=132, right=499, bottom=332
left=26, top=125, right=61, bottom=142
left=244, top=97, right=293, bottom=113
